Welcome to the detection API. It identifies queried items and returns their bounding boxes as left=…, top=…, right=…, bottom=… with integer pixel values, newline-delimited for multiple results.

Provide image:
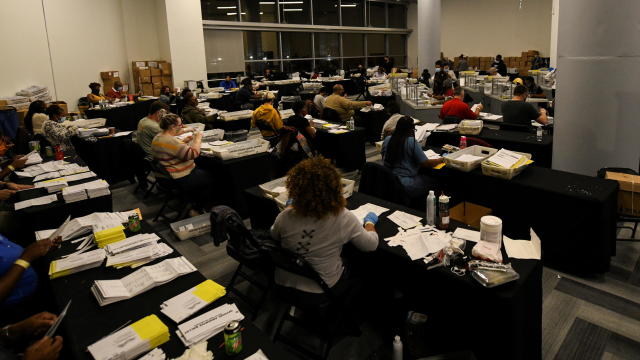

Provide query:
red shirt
left=439, top=98, right=477, bottom=120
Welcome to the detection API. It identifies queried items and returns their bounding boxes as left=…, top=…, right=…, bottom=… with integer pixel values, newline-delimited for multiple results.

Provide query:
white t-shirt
left=313, top=94, right=326, bottom=111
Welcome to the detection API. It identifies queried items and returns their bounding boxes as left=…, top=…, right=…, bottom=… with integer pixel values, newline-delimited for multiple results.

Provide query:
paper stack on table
left=455, top=154, right=485, bottom=163
left=106, top=242, right=173, bottom=268
left=62, top=183, right=88, bottom=203
left=387, top=210, right=423, bottom=229
left=160, top=280, right=227, bottom=323
left=105, top=233, right=160, bottom=255
left=503, top=228, right=541, bottom=260
left=35, top=179, right=68, bottom=193
left=64, top=171, right=96, bottom=182
left=484, top=148, right=527, bottom=168
left=435, top=124, right=458, bottom=132
left=91, top=257, right=197, bottom=306
left=94, top=225, right=126, bottom=248
left=138, top=348, right=166, bottom=360
left=84, top=179, right=110, bottom=198
left=176, top=303, right=244, bottom=347
left=424, top=149, right=442, bottom=160
left=88, top=315, right=169, bottom=360
left=350, top=203, right=390, bottom=225
left=24, top=152, right=43, bottom=166
left=14, top=194, right=58, bottom=210
left=48, top=248, right=106, bottom=279
left=15, top=160, right=69, bottom=178
left=385, top=225, right=452, bottom=260
left=35, top=210, right=137, bottom=242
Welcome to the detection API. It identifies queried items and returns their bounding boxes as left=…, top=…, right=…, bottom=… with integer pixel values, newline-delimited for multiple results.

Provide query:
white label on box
left=113, top=72, right=119, bottom=78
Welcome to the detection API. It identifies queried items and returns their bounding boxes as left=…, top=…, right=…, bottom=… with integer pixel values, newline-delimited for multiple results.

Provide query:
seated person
left=105, top=81, right=126, bottom=101
left=86, top=82, right=105, bottom=105
left=372, top=68, right=387, bottom=78
left=420, top=69, right=431, bottom=87
left=219, top=75, right=237, bottom=91
left=263, top=68, right=275, bottom=81
left=41, top=105, right=77, bottom=152
left=1, top=235, right=60, bottom=310
left=251, top=92, right=282, bottom=139
left=313, top=88, right=327, bottom=114
left=136, top=101, right=170, bottom=160
left=502, top=85, right=549, bottom=126
left=24, top=101, right=47, bottom=135
left=380, top=103, right=404, bottom=139
left=236, top=78, right=258, bottom=110
left=180, top=92, right=208, bottom=126
left=431, top=71, right=451, bottom=100
left=158, top=86, right=176, bottom=105
left=285, top=100, right=316, bottom=148
left=151, top=114, right=213, bottom=215
left=271, top=156, right=379, bottom=295
left=381, top=116, right=443, bottom=198
left=382, top=56, right=394, bottom=74
left=439, top=87, right=482, bottom=121
left=523, top=76, right=546, bottom=98
left=491, top=54, right=507, bottom=76
left=324, top=84, right=371, bottom=122
left=0, top=312, right=64, bottom=360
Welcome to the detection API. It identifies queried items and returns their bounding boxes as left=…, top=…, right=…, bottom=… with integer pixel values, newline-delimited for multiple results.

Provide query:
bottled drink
left=459, top=136, right=467, bottom=149
left=536, top=126, right=543, bottom=142
left=438, top=193, right=450, bottom=230
left=426, top=190, right=436, bottom=226
left=393, top=335, right=403, bottom=360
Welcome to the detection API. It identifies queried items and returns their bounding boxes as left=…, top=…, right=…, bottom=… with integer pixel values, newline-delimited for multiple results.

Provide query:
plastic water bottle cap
left=394, top=335, right=401, bottom=343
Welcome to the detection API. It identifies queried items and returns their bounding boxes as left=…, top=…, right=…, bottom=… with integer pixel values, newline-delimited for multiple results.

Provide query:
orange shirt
left=105, top=88, right=124, bottom=99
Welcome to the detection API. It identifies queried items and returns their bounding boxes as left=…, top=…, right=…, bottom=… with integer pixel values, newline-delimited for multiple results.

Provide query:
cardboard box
left=450, top=202, right=492, bottom=229
left=159, top=62, right=172, bottom=75
left=148, top=61, right=158, bottom=68
left=605, top=171, right=640, bottom=216
left=151, top=76, right=162, bottom=88
left=133, top=61, right=146, bottom=68
left=150, top=68, right=162, bottom=76
left=161, top=75, right=172, bottom=86
left=153, top=89, right=161, bottom=97
left=142, top=84, right=153, bottom=95
left=100, top=71, right=113, bottom=80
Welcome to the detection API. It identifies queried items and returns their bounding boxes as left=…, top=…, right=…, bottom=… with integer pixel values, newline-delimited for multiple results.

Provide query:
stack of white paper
left=435, top=124, right=458, bottom=131
left=62, top=183, right=88, bottom=203
left=88, top=315, right=169, bottom=360
left=24, top=152, right=43, bottom=166
left=106, top=242, right=173, bottom=268
left=385, top=225, right=452, bottom=260
left=91, top=257, right=197, bottom=306
left=350, top=203, right=390, bottom=225
left=485, top=149, right=526, bottom=169
left=105, top=233, right=160, bottom=255
left=455, top=154, right=485, bottom=163
left=84, top=179, right=110, bottom=198
left=38, top=210, right=141, bottom=242
left=14, top=194, right=58, bottom=210
left=160, top=280, right=227, bottom=323
left=64, top=171, right=96, bottom=182
left=35, top=179, right=67, bottom=193
left=14, top=160, right=69, bottom=178
left=424, top=149, right=441, bottom=160
left=48, top=248, right=106, bottom=279
left=503, top=228, right=541, bottom=260
left=387, top=210, right=423, bottom=229
left=176, top=303, right=244, bottom=347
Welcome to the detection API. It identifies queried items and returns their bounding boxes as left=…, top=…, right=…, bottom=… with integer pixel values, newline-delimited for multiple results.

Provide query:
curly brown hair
left=286, top=157, right=346, bottom=219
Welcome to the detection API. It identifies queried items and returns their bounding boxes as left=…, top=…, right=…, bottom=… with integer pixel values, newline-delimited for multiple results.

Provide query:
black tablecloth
left=207, top=93, right=236, bottom=112
left=211, top=118, right=252, bottom=132
left=356, top=110, right=389, bottom=144
left=243, top=188, right=542, bottom=360
left=427, top=128, right=553, bottom=168
left=47, top=224, right=293, bottom=360
left=85, top=100, right=154, bottom=131
left=71, top=134, right=144, bottom=185
left=315, top=127, right=366, bottom=171
left=196, top=153, right=274, bottom=217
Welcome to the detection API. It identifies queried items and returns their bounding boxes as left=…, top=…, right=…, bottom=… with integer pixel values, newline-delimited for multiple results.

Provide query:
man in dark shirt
left=491, top=54, right=508, bottom=76
left=235, top=78, right=256, bottom=110
left=523, top=76, right=546, bottom=98
left=285, top=101, right=316, bottom=148
left=382, top=56, right=394, bottom=74
left=502, top=85, right=549, bottom=126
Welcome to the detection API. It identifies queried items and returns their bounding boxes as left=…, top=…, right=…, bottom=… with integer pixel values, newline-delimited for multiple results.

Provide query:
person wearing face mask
left=491, top=55, right=508, bottom=76
left=324, top=84, right=371, bottom=122
left=105, top=81, right=126, bottom=101
left=136, top=101, right=171, bottom=160
left=87, top=83, right=105, bottom=105
left=502, top=85, right=548, bottom=126
left=41, top=105, right=78, bottom=152
left=181, top=92, right=210, bottom=126
left=158, top=86, right=175, bottom=105
left=442, top=62, right=457, bottom=80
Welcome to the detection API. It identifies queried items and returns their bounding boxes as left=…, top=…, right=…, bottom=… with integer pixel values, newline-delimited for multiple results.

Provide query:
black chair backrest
left=322, top=107, right=341, bottom=122
left=443, top=115, right=462, bottom=125
left=499, top=123, right=532, bottom=133
left=359, top=161, right=411, bottom=206
left=267, top=246, right=334, bottom=297
left=210, top=205, right=276, bottom=261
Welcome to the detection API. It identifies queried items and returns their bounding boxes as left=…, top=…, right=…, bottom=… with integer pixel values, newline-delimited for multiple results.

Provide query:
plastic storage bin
left=443, top=146, right=497, bottom=172
left=170, top=213, right=211, bottom=241
left=457, top=120, right=483, bottom=135
left=481, top=151, right=532, bottom=180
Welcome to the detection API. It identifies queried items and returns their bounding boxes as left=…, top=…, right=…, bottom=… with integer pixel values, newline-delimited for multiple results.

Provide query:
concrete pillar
left=549, top=0, right=559, bottom=68
left=417, top=0, right=441, bottom=72
left=553, top=0, right=640, bottom=176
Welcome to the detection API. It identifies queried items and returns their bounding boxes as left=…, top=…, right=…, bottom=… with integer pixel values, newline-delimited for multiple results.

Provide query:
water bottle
left=459, top=136, right=467, bottom=149
left=438, top=193, right=450, bottom=230
left=393, top=335, right=403, bottom=360
left=536, top=126, right=543, bottom=142
left=347, top=117, right=355, bottom=130
left=426, top=190, right=436, bottom=226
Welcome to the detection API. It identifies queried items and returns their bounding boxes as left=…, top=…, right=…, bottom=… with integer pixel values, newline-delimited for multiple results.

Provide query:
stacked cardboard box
left=100, top=71, right=127, bottom=94
left=132, top=61, right=173, bottom=96
left=479, top=57, right=492, bottom=71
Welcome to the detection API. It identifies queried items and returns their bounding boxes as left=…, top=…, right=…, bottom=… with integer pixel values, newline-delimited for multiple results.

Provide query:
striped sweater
left=151, top=134, right=199, bottom=179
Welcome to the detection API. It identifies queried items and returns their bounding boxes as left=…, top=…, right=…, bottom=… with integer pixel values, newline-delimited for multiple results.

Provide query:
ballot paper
left=48, top=248, right=106, bottom=279
left=424, top=149, right=441, bottom=160
left=105, top=233, right=160, bottom=255
left=387, top=210, right=423, bottom=229
left=113, top=131, right=133, bottom=137
left=452, top=228, right=481, bottom=243
left=160, top=280, right=227, bottom=323
left=138, top=348, right=166, bottom=360
left=62, top=179, right=110, bottom=202
left=435, top=124, right=458, bottom=131
left=480, top=113, right=503, bottom=121
left=14, top=194, right=58, bottom=210
left=37, top=210, right=138, bottom=242
left=35, top=229, right=55, bottom=241
left=94, top=225, right=126, bottom=248
left=385, top=225, right=451, bottom=260
left=35, top=179, right=67, bottom=193
left=470, top=103, right=481, bottom=112
left=15, top=160, right=69, bottom=178
left=503, top=228, right=541, bottom=260
left=91, top=257, right=197, bottom=306
left=485, top=149, right=526, bottom=169
left=245, top=350, right=269, bottom=360
left=24, top=152, right=43, bottom=166
left=176, top=303, right=244, bottom=347
left=350, top=203, right=390, bottom=225
left=64, top=171, right=97, bottom=182
left=44, top=299, right=71, bottom=338
left=88, top=315, right=169, bottom=360
left=454, top=154, right=485, bottom=163
left=106, top=242, right=173, bottom=268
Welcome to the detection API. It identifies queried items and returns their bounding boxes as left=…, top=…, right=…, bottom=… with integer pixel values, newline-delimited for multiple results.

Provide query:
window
left=315, top=59, right=340, bottom=75
left=240, top=0, right=277, bottom=23
left=388, top=34, right=405, bottom=56
left=367, top=33, right=385, bottom=57
left=201, top=0, right=240, bottom=21
left=388, top=3, right=406, bottom=28
left=367, top=1, right=386, bottom=27
left=343, top=57, right=365, bottom=72
left=246, top=61, right=281, bottom=75
left=391, top=56, right=406, bottom=68
left=341, top=0, right=364, bottom=27
left=244, top=31, right=280, bottom=60
left=342, top=33, right=364, bottom=57
left=367, top=57, right=384, bottom=68
left=314, top=33, right=340, bottom=58
left=279, top=0, right=311, bottom=24
left=281, top=32, right=312, bottom=59
left=313, top=0, right=339, bottom=25
left=283, top=60, right=313, bottom=74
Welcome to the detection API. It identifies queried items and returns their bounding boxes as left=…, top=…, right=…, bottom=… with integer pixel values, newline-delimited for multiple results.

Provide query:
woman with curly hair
left=270, top=157, right=379, bottom=294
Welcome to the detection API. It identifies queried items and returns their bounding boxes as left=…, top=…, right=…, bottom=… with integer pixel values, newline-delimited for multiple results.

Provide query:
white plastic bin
left=170, top=213, right=211, bottom=241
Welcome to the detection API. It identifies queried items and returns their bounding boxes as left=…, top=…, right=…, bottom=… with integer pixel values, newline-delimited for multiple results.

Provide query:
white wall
left=406, top=2, right=418, bottom=69
left=0, top=0, right=55, bottom=99
left=441, top=0, right=552, bottom=58
left=121, top=0, right=163, bottom=86
left=203, top=30, right=245, bottom=74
